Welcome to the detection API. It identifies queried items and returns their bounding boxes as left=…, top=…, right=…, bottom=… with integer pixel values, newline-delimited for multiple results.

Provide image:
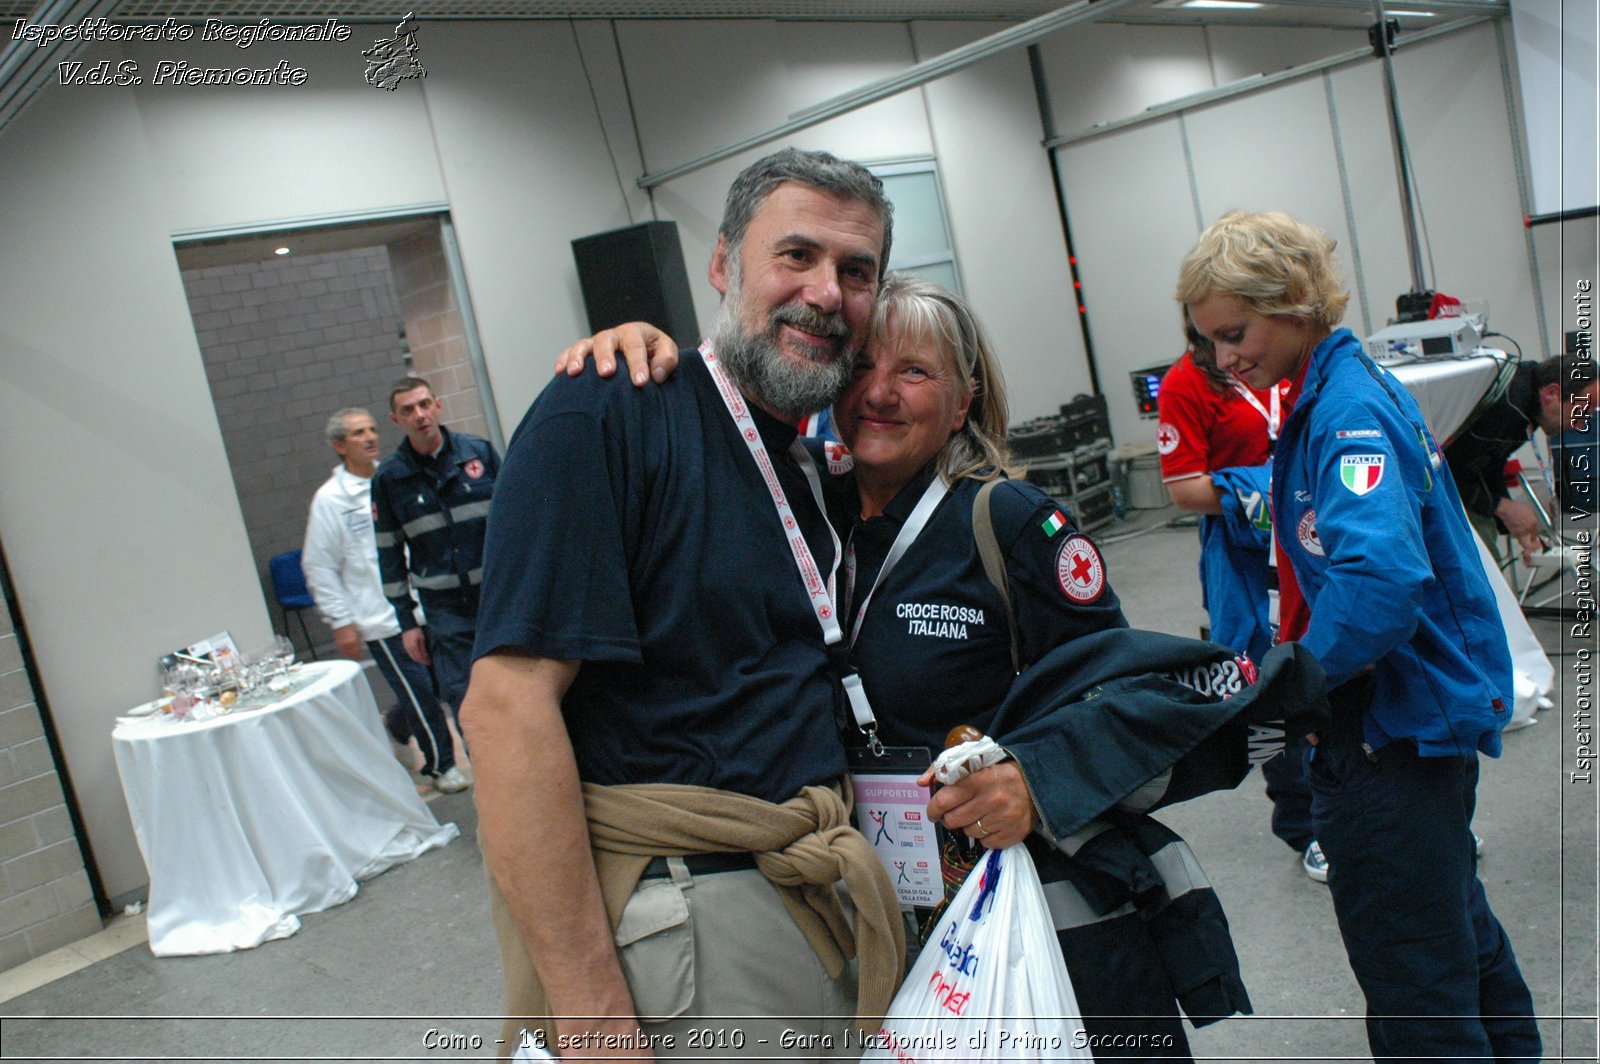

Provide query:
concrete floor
left=1, top=504, right=1595, bottom=1062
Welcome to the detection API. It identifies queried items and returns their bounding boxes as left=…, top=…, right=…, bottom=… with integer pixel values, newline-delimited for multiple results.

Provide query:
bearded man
left=462, top=149, right=904, bottom=1061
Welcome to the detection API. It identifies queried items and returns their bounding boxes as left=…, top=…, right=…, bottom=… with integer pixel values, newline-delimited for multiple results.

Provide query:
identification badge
left=847, top=746, right=944, bottom=908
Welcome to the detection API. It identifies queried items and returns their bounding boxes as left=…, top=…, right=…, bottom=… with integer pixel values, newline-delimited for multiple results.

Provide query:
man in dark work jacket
left=1444, top=353, right=1595, bottom=561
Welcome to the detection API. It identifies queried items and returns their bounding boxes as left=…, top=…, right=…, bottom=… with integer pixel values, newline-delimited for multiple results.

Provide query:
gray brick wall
left=387, top=231, right=487, bottom=440
left=0, top=575, right=102, bottom=972
left=183, top=247, right=415, bottom=655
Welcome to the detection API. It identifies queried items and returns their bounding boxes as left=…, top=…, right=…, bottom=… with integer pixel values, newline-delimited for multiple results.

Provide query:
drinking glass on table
left=272, top=634, right=296, bottom=671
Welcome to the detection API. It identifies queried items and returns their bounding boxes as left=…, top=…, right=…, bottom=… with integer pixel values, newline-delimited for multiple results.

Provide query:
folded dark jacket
left=991, top=628, right=1327, bottom=841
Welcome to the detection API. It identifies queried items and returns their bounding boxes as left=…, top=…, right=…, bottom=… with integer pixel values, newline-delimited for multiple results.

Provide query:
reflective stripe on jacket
left=372, top=427, right=500, bottom=630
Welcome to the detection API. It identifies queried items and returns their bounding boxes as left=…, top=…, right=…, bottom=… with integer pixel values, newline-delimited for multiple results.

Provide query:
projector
left=1366, top=314, right=1484, bottom=363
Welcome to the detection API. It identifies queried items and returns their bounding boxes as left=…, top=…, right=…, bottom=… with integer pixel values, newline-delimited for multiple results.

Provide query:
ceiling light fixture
left=274, top=247, right=290, bottom=255
left=1386, top=9, right=1437, bottom=16
left=1181, top=0, right=1267, bottom=9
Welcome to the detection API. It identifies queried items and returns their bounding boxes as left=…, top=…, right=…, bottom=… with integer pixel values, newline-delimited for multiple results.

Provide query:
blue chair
left=268, top=550, right=319, bottom=660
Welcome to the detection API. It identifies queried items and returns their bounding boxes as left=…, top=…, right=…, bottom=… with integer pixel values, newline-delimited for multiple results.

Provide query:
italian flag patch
left=1041, top=509, right=1068, bottom=537
left=1339, top=454, right=1385, bottom=496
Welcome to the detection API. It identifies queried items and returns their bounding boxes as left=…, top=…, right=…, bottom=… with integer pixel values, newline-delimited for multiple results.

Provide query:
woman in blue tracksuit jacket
left=1177, top=210, right=1540, bottom=1063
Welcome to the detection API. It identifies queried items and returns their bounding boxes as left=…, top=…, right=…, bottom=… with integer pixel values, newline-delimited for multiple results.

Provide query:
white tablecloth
left=1387, top=352, right=1507, bottom=445
left=1386, top=353, right=1555, bottom=724
left=112, top=659, right=459, bottom=956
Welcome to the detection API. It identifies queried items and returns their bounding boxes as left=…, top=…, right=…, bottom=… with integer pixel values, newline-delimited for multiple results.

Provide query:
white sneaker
left=435, top=766, right=470, bottom=794
left=1302, top=841, right=1330, bottom=883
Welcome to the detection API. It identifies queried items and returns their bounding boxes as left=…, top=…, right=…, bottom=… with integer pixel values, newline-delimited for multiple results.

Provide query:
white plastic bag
left=862, top=843, right=1093, bottom=1062
left=931, top=736, right=1009, bottom=784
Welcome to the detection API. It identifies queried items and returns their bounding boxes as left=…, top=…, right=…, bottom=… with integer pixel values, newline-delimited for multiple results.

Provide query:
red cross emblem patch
left=1156, top=422, right=1180, bottom=455
left=463, top=458, right=485, bottom=479
left=1056, top=534, right=1106, bottom=603
left=1296, top=509, right=1325, bottom=557
left=824, top=440, right=854, bottom=475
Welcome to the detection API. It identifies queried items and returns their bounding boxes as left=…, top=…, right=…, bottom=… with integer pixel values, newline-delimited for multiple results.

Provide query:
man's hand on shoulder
left=555, top=323, right=680, bottom=387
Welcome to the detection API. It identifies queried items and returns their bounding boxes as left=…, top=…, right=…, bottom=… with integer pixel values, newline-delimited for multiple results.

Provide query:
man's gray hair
left=719, top=148, right=894, bottom=277
left=325, top=407, right=373, bottom=443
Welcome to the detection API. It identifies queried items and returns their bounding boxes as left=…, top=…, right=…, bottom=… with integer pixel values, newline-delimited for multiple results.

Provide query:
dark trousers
left=1263, top=731, right=1315, bottom=853
left=1310, top=709, right=1540, bottom=1063
left=423, top=602, right=477, bottom=720
left=369, top=634, right=456, bottom=778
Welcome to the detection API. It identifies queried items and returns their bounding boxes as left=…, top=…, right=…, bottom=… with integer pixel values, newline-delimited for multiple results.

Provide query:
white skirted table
left=1388, top=351, right=1555, bottom=723
left=1387, top=350, right=1507, bottom=445
left=112, top=659, right=459, bottom=957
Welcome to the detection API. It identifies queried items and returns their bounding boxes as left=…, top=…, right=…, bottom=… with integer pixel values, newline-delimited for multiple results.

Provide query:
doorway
left=174, top=213, right=497, bottom=654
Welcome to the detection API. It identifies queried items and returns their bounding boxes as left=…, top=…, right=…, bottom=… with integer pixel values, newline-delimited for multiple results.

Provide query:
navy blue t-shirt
left=839, top=465, right=1128, bottom=752
left=474, top=352, right=848, bottom=803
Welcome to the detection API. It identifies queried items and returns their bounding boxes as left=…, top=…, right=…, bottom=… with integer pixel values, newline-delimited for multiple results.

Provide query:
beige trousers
left=493, top=860, right=860, bottom=1061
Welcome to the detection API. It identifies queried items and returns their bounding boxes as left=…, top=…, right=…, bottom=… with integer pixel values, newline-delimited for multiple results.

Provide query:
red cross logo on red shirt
left=1156, top=422, right=1180, bottom=455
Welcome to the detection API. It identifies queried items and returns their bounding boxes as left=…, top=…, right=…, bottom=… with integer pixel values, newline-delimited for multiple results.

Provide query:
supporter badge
left=463, top=458, right=486, bottom=479
left=824, top=440, right=854, bottom=475
left=1296, top=510, right=1325, bottom=557
left=1156, top=422, right=1180, bottom=455
left=1339, top=454, right=1384, bottom=496
left=1055, top=534, right=1106, bottom=603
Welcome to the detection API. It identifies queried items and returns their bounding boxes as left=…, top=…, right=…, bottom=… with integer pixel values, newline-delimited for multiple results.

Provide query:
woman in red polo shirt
left=1156, top=325, right=1322, bottom=880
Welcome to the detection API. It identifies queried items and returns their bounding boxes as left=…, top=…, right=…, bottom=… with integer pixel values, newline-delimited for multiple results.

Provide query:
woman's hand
left=920, top=760, right=1038, bottom=849
left=554, top=322, right=680, bottom=386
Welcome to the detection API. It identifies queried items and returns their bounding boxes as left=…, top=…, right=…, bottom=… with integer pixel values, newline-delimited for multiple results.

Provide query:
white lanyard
left=845, top=474, right=951, bottom=647
left=839, top=473, right=950, bottom=755
left=1230, top=383, right=1283, bottom=632
left=1231, top=380, right=1283, bottom=441
left=702, top=343, right=844, bottom=646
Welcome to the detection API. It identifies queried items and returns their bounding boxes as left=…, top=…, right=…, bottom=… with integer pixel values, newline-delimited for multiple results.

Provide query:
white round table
left=112, top=659, right=459, bottom=956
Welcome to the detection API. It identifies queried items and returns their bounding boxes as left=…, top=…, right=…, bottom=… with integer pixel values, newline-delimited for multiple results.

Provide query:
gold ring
left=976, top=818, right=993, bottom=837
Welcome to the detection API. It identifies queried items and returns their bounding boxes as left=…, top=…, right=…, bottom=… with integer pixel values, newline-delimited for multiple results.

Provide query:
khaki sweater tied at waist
left=489, top=780, right=905, bottom=1051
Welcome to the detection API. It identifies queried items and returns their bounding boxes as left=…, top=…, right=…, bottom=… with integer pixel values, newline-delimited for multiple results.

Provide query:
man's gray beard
left=710, top=289, right=853, bottom=422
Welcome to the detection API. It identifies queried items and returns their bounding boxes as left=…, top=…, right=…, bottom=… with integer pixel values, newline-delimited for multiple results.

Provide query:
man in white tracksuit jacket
left=302, top=407, right=468, bottom=794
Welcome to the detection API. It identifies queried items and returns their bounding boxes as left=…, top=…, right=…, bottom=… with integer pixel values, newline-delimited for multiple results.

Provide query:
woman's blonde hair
left=867, top=272, right=1019, bottom=482
left=1175, top=210, right=1350, bottom=327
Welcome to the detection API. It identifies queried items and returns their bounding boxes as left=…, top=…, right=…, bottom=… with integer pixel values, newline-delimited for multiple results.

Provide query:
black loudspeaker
left=572, top=221, right=700, bottom=349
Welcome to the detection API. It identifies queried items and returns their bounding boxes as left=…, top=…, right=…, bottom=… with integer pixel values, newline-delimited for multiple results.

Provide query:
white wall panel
left=912, top=21, right=1093, bottom=421
left=1326, top=59, right=1406, bottom=340
left=615, top=19, right=929, bottom=333
left=1328, top=24, right=1543, bottom=356
left=1205, top=25, right=1366, bottom=87
left=1392, top=24, right=1542, bottom=358
left=1057, top=119, right=1204, bottom=449
left=0, top=66, right=271, bottom=899
left=130, top=38, right=446, bottom=233
left=1511, top=0, right=1600, bottom=217
left=1036, top=23, right=1214, bottom=137
left=1531, top=217, right=1600, bottom=352
left=420, top=22, right=643, bottom=422
left=1186, top=76, right=1351, bottom=245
